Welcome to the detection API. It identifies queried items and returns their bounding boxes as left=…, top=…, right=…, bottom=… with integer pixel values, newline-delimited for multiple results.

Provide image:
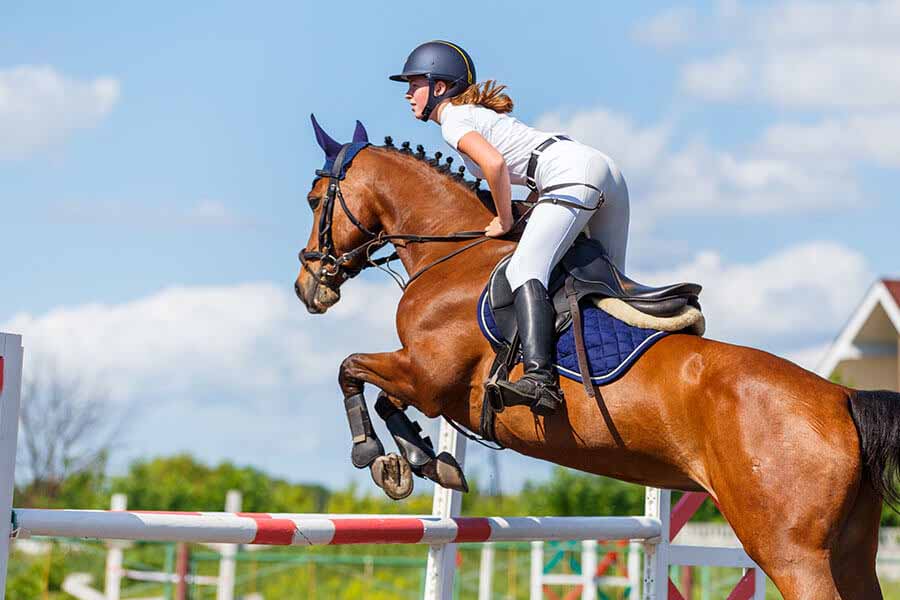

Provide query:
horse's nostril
left=294, top=280, right=303, bottom=299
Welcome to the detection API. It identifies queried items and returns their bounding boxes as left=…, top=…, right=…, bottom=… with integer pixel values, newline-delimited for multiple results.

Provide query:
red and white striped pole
left=11, top=510, right=662, bottom=546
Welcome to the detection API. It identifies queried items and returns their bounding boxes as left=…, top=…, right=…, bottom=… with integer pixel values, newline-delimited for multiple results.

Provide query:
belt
left=525, top=135, right=571, bottom=191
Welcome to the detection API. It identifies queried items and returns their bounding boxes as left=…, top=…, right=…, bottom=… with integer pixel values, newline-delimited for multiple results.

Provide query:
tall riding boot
left=497, top=278, right=564, bottom=415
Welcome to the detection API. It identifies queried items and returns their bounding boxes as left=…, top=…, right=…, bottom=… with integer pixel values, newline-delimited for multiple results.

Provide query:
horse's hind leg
left=758, top=485, right=882, bottom=600
left=831, top=481, right=883, bottom=599
left=763, top=555, right=843, bottom=600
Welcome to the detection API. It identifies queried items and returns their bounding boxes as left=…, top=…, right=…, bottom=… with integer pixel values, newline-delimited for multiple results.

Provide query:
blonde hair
left=450, top=80, right=514, bottom=114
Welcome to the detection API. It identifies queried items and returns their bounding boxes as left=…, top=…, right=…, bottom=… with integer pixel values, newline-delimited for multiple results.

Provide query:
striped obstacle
left=0, top=332, right=765, bottom=600
left=11, top=510, right=661, bottom=547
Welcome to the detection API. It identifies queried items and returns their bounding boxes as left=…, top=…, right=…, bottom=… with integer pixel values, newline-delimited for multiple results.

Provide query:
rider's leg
left=502, top=200, right=595, bottom=414
left=583, top=153, right=630, bottom=272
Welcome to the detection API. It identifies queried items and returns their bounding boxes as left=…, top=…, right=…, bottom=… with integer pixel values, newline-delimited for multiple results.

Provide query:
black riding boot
left=497, top=278, right=564, bottom=415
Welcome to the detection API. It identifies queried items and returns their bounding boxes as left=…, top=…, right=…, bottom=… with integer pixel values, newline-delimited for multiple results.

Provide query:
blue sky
left=2, top=1, right=899, bottom=494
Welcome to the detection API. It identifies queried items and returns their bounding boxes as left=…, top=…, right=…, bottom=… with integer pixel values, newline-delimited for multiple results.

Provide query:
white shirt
left=439, top=103, right=561, bottom=186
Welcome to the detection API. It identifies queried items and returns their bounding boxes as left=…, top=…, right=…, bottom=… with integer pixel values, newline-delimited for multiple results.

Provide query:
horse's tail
left=849, top=389, right=900, bottom=508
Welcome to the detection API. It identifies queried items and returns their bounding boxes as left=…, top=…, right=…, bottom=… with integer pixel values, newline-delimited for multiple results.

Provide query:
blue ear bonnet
left=318, top=142, right=369, bottom=181
left=311, top=113, right=370, bottom=182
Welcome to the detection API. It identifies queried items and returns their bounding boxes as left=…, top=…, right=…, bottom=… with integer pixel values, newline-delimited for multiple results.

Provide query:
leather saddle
left=485, top=235, right=702, bottom=345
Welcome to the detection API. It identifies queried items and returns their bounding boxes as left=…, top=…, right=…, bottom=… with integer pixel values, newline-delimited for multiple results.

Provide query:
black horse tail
left=849, top=389, right=900, bottom=508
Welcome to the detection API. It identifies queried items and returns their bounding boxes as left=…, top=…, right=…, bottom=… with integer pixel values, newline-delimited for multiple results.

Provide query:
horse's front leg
left=339, top=350, right=423, bottom=500
left=339, top=349, right=468, bottom=499
left=374, top=391, right=468, bottom=493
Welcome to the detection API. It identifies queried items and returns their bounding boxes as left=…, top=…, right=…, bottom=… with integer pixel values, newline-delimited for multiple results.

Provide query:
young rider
left=390, top=40, right=630, bottom=416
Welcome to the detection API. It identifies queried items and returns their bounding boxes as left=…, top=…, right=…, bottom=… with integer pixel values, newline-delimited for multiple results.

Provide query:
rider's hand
left=485, top=216, right=513, bottom=238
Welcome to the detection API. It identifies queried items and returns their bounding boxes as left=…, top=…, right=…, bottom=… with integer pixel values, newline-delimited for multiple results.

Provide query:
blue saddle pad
left=477, top=287, right=670, bottom=385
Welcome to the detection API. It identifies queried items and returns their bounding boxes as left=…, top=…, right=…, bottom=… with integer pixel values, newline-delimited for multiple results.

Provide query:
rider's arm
left=456, top=131, right=514, bottom=230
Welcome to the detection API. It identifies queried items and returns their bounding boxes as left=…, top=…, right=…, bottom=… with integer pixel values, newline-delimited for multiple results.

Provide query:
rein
left=299, top=142, right=537, bottom=292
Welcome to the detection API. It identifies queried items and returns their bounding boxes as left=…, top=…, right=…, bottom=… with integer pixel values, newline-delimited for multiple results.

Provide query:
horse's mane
left=376, top=136, right=500, bottom=216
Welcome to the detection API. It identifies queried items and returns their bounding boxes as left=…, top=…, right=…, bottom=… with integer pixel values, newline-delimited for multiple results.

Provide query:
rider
left=390, top=40, right=630, bottom=415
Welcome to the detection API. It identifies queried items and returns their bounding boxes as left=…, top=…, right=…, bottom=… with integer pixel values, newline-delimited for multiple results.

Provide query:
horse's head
left=295, top=114, right=379, bottom=314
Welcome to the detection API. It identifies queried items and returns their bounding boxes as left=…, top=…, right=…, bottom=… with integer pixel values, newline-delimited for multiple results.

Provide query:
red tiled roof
left=884, top=280, right=900, bottom=307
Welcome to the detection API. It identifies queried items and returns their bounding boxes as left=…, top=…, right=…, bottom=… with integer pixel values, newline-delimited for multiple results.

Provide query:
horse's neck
left=373, top=152, right=496, bottom=276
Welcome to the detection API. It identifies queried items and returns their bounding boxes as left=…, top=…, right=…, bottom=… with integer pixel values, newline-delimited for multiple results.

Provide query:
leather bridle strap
left=300, top=143, right=543, bottom=291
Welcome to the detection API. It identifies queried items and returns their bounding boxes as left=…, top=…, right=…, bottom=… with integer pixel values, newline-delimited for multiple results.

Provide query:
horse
left=294, top=117, right=898, bottom=599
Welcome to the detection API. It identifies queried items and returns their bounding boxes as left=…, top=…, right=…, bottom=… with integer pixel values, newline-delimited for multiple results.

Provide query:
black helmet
left=390, top=40, right=476, bottom=122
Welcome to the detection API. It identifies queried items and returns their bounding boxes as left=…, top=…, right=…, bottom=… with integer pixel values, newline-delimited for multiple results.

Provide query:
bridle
left=298, top=143, right=529, bottom=293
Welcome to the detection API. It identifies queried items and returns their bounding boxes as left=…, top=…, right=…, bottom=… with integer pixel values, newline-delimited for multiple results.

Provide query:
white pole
left=529, top=541, right=543, bottom=600
left=104, top=494, right=128, bottom=600
left=423, top=417, right=466, bottom=600
left=752, top=567, right=766, bottom=599
left=477, top=543, right=494, bottom=600
left=580, top=540, right=597, bottom=600
left=216, top=490, right=241, bottom=600
left=642, top=488, right=670, bottom=600
left=628, top=541, right=642, bottom=599
left=0, top=333, right=24, bottom=600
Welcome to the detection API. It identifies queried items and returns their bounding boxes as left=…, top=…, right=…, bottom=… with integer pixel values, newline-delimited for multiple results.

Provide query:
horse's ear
left=311, top=113, right=342, bottom=159
left=352, top=120, right=369, bottom=144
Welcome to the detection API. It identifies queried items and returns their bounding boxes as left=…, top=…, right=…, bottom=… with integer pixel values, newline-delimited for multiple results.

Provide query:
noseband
left=298, top=142, right=533, bottom=293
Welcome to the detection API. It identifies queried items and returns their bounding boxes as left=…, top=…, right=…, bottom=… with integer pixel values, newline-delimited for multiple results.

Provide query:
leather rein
left=298, top=142, right=533, bottom=292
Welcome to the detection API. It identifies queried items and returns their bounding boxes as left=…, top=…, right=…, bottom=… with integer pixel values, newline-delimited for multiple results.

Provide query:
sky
left=2, top=1, right=899, bottom=496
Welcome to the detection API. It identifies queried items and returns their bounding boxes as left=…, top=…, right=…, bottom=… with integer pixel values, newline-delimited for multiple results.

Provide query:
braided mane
left=378, top=136, right=500, bottom=216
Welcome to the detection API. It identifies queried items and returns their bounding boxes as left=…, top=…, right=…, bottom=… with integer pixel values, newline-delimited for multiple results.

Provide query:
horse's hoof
left=419, top=452, right=469, bottom=493
left=370, top=453, right=414, bottom=500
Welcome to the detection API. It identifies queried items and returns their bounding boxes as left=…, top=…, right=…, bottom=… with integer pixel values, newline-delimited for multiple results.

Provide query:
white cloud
left=631, top=6, right=697, bottom=48
left=3, top=280, right=403, bottom=402
left=3, top=279, right=409, bottom=485
left=670, top=1, right=900, bottom=109
left=635, top=241, right=871, bottom=347
left=0, top=65, right=120, bottom=160
left=536, top=108, right=671, bottom=176
left=534, top=107, right=858, bottom=228
left=761, top=114, right=900, bottom=168
left=680, top=54, right=750, bottom=101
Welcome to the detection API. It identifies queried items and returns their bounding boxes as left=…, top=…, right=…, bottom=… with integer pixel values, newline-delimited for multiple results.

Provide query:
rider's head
left=390, top=40, right=476, bottom=122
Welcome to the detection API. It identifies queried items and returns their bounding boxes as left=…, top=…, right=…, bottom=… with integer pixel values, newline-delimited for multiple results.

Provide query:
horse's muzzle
left=295, top=274, right=340, bottom=314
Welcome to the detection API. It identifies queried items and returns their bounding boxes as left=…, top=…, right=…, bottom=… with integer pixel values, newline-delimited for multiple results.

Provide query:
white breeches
left=505, top=142, right=630, bottom=291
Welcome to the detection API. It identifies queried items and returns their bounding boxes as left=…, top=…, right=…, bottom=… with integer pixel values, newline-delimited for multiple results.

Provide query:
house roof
left=817, top=279, right=900, bottom=377
left=885, top=279, right=900, bottom=307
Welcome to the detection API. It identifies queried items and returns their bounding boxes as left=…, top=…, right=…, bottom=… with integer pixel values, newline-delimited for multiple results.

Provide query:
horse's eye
left=308, top=196, right=320, bottom=210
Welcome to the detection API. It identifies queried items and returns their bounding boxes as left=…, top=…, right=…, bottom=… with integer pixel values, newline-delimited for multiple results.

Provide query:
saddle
left=478, top=235, right=702, bottom=442
left=485, top=235, right=702, bottom=346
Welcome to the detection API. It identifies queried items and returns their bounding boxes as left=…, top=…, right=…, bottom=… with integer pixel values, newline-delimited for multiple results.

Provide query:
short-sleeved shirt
left=439, top=102, right=562, bottom=186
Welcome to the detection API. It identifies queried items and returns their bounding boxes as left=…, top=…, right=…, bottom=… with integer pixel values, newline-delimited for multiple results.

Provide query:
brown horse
left=294, top=122, right=897, bottom=599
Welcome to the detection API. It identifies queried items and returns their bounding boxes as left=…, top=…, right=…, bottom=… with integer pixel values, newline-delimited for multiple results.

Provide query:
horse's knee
left=338, top=353, right=366, bottom=395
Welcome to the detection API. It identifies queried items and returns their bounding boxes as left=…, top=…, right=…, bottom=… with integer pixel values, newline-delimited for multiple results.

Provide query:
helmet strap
left=420, top=75, right=453, bottom=122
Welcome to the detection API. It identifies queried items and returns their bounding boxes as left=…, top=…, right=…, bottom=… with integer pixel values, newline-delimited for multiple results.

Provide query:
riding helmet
left=390, top=40, right=476, bottom=121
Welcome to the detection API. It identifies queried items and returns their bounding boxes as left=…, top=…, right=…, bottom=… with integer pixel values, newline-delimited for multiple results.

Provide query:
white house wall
left=834, top=357, right=898, bottom=391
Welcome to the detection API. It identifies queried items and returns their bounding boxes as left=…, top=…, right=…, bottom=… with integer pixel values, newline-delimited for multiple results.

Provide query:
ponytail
left=450, top=80, right=514, bottom=113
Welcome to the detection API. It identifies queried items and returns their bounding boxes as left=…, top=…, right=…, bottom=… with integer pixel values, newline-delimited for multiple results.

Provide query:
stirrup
left=496, top=375, right=564, bottom=416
